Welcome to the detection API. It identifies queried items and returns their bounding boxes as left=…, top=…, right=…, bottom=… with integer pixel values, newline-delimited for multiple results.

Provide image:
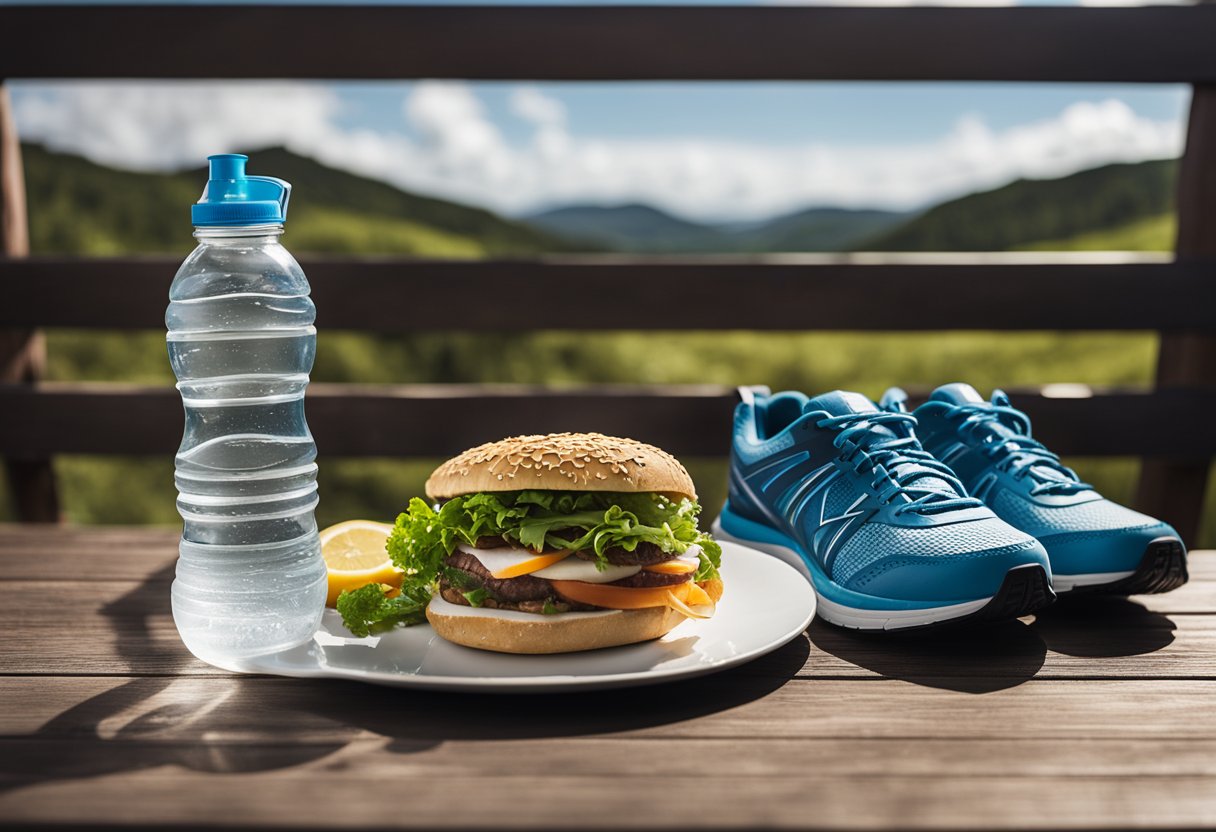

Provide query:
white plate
left=240, top=541, right=815, bottom=692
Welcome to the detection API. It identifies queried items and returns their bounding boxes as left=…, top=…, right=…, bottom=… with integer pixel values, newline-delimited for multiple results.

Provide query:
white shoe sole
left=1052, top=569, right=1136, bottom=593
left=713, top=519, right=1009, bottom=631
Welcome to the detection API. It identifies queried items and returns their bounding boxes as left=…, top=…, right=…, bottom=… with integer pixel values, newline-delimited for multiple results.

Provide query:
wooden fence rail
left=1, top=254, right=1213, bottom=333
left=2, top=383, right=1215, bottom=461
left=0, top=5, right=1214, bottom=541
left=2, top=6, right=1216, bottom=82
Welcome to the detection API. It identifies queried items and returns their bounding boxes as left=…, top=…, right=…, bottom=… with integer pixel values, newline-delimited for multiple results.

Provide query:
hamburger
left=336, top=433, right=723, bottom=653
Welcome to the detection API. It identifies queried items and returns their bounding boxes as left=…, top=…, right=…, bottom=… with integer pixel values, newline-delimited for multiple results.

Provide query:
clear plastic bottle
left=166, top=155, right=326, bottom=670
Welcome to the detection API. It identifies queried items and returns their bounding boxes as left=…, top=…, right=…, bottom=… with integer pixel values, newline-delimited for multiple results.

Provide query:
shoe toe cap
left=1042, top=521, right=1181, bottom=578
left=841, top=540, right=1051, bottom=604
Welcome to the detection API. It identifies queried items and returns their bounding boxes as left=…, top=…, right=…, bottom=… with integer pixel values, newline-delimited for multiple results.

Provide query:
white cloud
left=11, top=81, right=1184, bottom=222
left=13, top=81, right=345, bottom=171
left=510, top=86, right=566, bottom=130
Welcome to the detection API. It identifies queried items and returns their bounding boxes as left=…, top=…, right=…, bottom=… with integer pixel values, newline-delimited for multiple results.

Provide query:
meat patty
left=444, top=550, right=551, bottom=602
left=472, top=535, right=509, bottom=549
left=438, top=584, right=594, bottom=614
left=441, top=545, right=694, bottom=612
left=573, top=541, right=675, bottom=567
left=608, top=569, right=692, bottom=588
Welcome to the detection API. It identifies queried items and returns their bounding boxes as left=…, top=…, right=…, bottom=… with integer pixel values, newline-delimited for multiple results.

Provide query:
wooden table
left=2, top=525, right=1214, bottom=830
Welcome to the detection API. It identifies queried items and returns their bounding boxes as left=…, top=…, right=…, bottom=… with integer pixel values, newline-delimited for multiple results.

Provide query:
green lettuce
left=334, top=582, right=431, bottom=637
left=386, top=490, right=720, bottom=580
left=337, top=490, right=721, bottom=635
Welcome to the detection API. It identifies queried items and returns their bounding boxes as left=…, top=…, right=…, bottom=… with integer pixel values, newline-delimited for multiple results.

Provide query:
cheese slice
left=490, top=550, right=571, bottom=579
left=456, top=543, right=557, bottom=577
left=455, top=542, right=641, bottom=584
left=533, top=557, right=640, bottom=583
left=644, top=554, right=700, bottom=575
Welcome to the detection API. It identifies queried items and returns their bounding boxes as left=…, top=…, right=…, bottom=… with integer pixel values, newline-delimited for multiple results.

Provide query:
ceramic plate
left=241, top=541, right=815, bottom=692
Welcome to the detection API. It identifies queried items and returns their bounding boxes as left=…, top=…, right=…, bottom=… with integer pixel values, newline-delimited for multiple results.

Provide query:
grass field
left=15, top=325, right=1214, bottom=548
left=1015, top=214, right=1176, bottom=252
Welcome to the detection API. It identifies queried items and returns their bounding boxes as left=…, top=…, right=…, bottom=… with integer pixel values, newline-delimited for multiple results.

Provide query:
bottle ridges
left=168, top=237, right=326, bottom=663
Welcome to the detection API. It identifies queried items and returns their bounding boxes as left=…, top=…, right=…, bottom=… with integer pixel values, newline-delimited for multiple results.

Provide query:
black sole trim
left=835, top=563, right=1056, bottom=635
left=1061, top=536, right=1189, bottom=596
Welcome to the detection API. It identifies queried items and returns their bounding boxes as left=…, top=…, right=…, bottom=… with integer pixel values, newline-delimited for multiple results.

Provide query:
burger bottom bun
left=426, top=577, right=725, bottom=655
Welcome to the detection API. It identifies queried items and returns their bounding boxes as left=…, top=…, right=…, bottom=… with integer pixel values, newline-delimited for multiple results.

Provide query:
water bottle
left=166, top=154, right=327, bottom=670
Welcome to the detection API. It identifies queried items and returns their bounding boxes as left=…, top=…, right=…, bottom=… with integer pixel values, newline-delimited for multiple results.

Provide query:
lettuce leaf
left=335, top=582, right=431, bottom=637
left=385, top=490, right=719, bottom=580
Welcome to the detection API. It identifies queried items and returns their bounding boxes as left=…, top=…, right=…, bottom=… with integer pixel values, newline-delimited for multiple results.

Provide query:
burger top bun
left=425, top=432, right=697, bottom=502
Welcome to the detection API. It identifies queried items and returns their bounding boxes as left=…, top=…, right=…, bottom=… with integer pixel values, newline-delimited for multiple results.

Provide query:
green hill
left=729, top=207, right=907, bottom=252
left=21, top=143, right=569, bottom=257
left=864, top=159, right=1178, bottom=251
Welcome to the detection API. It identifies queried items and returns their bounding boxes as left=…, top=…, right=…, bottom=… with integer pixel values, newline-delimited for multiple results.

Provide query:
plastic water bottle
left=166, top=154, right=327, bottom=670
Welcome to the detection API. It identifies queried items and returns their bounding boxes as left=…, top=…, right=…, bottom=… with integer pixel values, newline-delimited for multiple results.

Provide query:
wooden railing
left=1, top=5, right=1214, bottom=541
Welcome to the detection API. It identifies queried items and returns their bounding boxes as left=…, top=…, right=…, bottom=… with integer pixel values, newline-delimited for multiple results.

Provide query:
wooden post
left=0, top=80, right=59, bottom=522
left=1135, top=84, right=1216, bottom=544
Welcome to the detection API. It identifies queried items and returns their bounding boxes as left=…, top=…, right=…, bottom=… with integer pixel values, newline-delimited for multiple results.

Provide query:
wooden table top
left=1, top=524, right=1214, bottom=830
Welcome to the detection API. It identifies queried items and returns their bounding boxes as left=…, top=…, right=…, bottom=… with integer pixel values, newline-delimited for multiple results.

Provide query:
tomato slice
left=550, top=579, right=717, bottom=620
left=549, top=580, right=674, bottom=609
left=489, top=550, right=571, bottom=580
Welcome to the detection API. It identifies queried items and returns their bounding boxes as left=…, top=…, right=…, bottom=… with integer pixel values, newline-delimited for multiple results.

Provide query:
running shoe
left=713, top=386, right=1054, bottom=631
left=884, top=383, right=1188, bottom=595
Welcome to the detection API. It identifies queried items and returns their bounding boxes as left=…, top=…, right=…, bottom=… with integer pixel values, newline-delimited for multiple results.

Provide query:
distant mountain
left=524, top=203, right=907, bottom=253
left=524, top=203, right=726, bottom=252
left=21, top=143, right=571, bottom=257
left=863, top=159, right=1178, bottom=252
left=728, top=207, right=908, bottom=252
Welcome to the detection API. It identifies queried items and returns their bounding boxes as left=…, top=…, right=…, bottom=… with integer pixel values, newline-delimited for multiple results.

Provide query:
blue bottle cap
left=191, top=154, right=292, bottom=227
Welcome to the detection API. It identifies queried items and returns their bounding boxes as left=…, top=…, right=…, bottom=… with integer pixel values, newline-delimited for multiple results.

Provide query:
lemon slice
left=320, top=520, right=402, bottom=607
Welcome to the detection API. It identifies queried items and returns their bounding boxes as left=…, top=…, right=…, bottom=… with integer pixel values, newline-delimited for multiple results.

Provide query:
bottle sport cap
left=192, top=154, right=292, bottom=227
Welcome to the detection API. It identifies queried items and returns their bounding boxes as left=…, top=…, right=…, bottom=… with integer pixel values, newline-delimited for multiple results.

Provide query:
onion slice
left=665, top=586, right=716, bottom=620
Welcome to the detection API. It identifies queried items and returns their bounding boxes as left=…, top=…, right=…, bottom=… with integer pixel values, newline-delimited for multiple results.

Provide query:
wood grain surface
left=0, top=525, right=1213, bottom=830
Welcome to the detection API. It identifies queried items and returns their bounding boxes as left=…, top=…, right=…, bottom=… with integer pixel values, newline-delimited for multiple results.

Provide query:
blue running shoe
left=885, top=383, right=1188, bottom=595
left=713, top=387, right=1054, bottom=631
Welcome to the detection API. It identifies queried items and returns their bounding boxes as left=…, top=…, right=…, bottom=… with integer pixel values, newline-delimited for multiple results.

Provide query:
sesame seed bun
left=425, top=577, right=724, bottom=654
left=425, top=432, right=698, bottom=502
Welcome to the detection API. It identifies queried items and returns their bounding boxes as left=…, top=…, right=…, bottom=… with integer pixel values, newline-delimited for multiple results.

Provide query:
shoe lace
left=938, top=392, right=1093, bottom=496
left=817, top=411, right=984, bottom=517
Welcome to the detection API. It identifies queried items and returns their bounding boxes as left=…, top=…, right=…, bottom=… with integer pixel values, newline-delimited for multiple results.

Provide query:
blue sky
left=337, top=81, right=1189, bottom=145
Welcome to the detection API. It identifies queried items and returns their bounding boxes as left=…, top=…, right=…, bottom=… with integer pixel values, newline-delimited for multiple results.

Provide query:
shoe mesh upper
left=831, top=517, right=1037, bottom=585
left=991, top=491, right=1159, bottom=538
left=822, top=478, right=861, bottom=519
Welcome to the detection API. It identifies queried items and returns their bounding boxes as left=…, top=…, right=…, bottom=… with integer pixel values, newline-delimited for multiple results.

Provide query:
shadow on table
left=1, top=563, right=810, bottom=793
left=1030, top=595, right=1176, bottom=658
left=807, top=594, right=1178, bottom=693
left=311, top=630, right=811, bottom=749
left=807, top=618, right=1047, bottom=693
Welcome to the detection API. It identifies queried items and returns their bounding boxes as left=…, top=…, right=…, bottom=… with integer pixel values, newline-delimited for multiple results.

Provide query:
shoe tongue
left=929, top=382, right=985, bottom=405
left=804, top=390, right=879, bottom=416
left=929, top=383, right=1071, bottom=487
left=807, top=391, right=961, bottom=498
